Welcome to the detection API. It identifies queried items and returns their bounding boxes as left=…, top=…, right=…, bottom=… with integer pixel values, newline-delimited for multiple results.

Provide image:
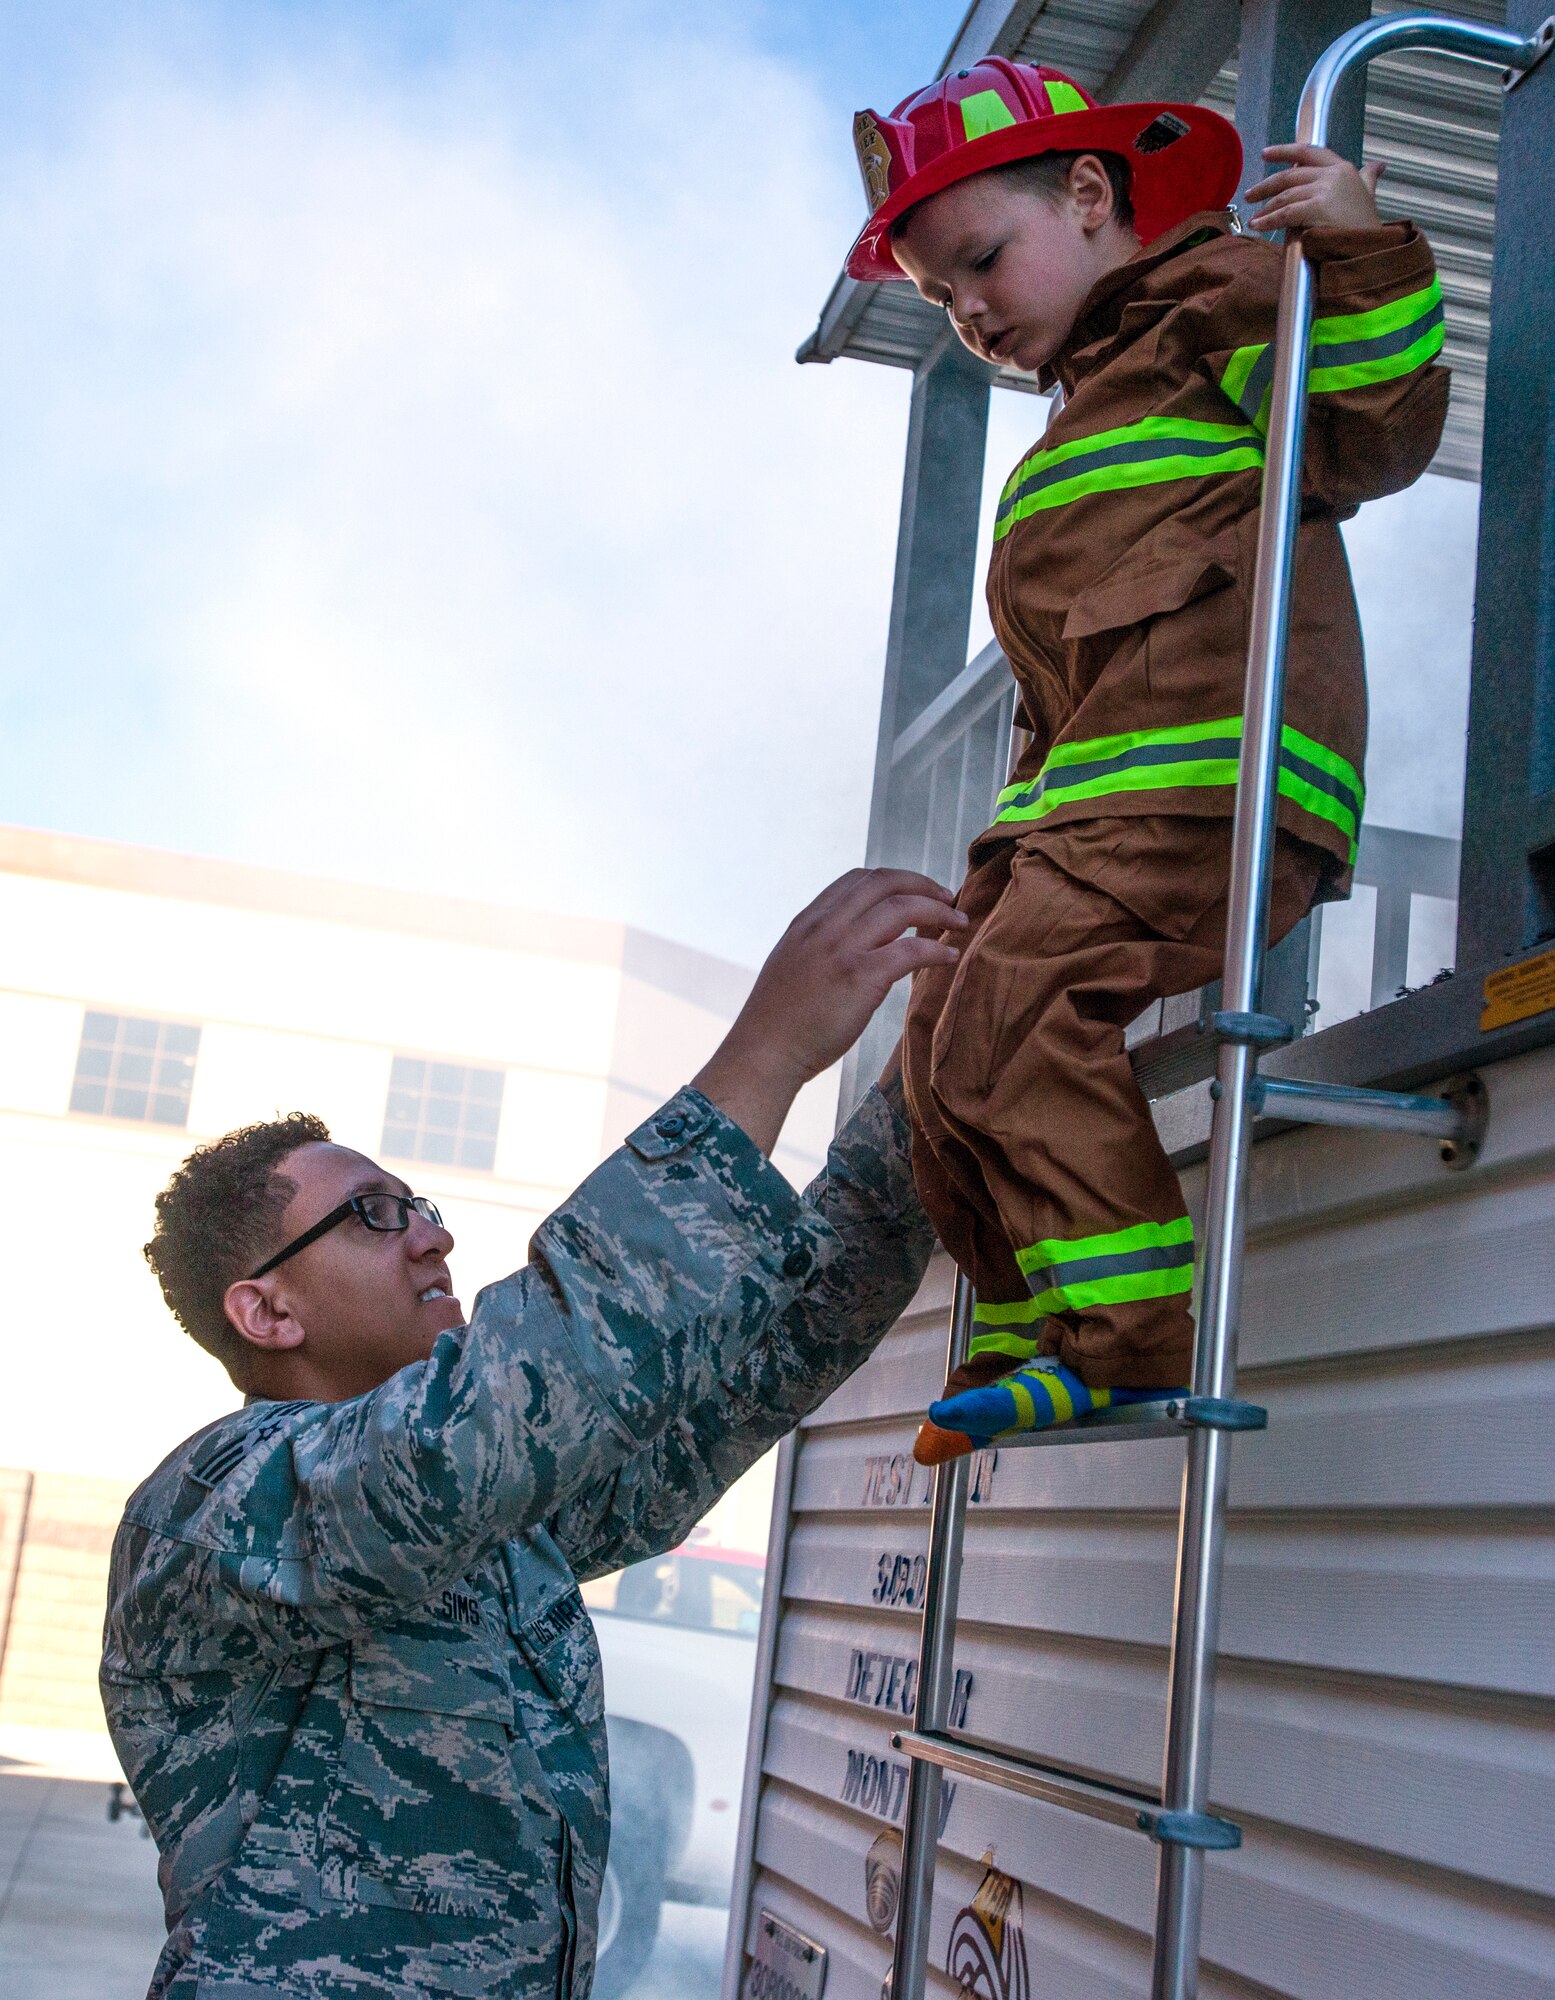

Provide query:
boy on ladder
left=840, top=56, right=1447, bottom=1462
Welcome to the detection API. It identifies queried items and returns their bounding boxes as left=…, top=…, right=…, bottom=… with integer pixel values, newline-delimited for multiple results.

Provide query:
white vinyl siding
left=733, top=1040, right=1555, bottom=2000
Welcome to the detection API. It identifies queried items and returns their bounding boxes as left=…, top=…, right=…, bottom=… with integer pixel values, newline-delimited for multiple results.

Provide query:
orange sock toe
left=913, top=1419, right=974, bottom=1467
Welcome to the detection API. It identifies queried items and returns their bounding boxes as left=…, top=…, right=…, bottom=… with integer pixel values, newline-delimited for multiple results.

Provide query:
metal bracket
left=1166, top=1396, right=1268, bottom=1432
left=1242, top=1072, right=1488, bottom=1162
left=1504, top=14, right=1555, bottom=89
left=1145, top=1808, right=1243, bottom=1851
left=1436, top=1072, right=1489, bottom=1171
left=1209, top=1009, right=1296, bottom=1046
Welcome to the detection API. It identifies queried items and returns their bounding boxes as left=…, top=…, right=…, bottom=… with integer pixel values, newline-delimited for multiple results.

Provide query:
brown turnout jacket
left=984, top=210, right=1449, bottom=895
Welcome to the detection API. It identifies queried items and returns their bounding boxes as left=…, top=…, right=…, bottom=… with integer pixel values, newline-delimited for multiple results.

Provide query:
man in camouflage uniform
left=101, top=868, right=961, bottom=2000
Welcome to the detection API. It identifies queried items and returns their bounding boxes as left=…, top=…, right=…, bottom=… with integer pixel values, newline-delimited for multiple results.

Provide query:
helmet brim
left=845, top=100, right=1242, bottom=282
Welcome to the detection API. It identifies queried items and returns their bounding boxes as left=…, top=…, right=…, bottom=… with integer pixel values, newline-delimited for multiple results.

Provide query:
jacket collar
left=1039, top=208, right=1240, bottom=396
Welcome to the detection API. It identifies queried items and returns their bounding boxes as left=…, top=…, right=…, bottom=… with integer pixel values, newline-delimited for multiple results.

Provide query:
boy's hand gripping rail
left=1153, top=16, right=1550, bottom=2000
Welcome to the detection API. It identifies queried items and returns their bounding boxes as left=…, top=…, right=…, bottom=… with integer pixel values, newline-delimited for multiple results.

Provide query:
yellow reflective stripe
left=1278, top=770, right=1359, bottom=862
left=995, top=756, right=1240, bottom=822
left=1022, top=1216, right=1195, bottom=1269
left=968, top=1328, right=1043, bottom=1362
left=993, top=718, right=1364, bottom=842
left=1282, top=723, right=1362, bottom=800
left=1045, top=80, right=1090, bottom=115
left=1309, top=318, right=1445, bottom=395
left=1220, top=278, right=1445, bottom=434
left=960, top=89, right=1017, bottom=141
left=1311, top=278, right=1442, bottom=346
left=973, top=1297, right=1046, bottom=1324
left=999, top=448, right=1264, bottom=530
left=1028, top=1265, right=1196, bottom=1315
left=1220, top=342, right=1263, bottom=411
left=998, top=416, right=1261, bottom=506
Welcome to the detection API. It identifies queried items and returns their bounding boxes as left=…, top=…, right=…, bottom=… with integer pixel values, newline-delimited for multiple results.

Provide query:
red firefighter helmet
left=846, top=56, right=1242, bottom=282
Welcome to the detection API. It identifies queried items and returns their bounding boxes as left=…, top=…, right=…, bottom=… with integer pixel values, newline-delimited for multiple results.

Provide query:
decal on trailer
left=844, top=1647, right=973, bottom=1729
left=840, top=1746, right=957, bottom=1833
left=871, top=1551, right=928, bottom=1608
left=1482, top=946, right=1555, bottom=1031
left=746, top=1910, right=828, bottom=2000
left=860, top=1450, right=998, bottom=1508
left=946, top=1855, right=1030, bottom=2000
left=864, top=1829, right=902, bottom=1933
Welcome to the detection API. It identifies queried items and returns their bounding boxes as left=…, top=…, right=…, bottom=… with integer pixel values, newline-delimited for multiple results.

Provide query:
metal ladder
left=885, top=14, right=1554, bottom=2000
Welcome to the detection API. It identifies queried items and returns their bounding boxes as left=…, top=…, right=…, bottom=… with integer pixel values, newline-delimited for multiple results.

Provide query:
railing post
left=1152, top=16, right=1549, bottom=1997
left=1233, top=0, right=1370, bottom=196
left=1457, top=0, right=1555, bottom=963
left=842, top=338, right=991, bottom=1113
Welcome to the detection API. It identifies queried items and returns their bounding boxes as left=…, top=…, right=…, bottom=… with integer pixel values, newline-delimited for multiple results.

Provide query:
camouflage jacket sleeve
left=550, top=1075, right=935, bottom=1582
left=127, top=1089, right=860, bottom=1649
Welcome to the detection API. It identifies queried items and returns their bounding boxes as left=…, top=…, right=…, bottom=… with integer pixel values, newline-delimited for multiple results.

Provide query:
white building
left=0, top=821, right=832, bottom=1489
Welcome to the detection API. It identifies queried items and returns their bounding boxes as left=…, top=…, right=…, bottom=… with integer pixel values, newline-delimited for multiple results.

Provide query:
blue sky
left=0, top=0, right=1478, bottom=967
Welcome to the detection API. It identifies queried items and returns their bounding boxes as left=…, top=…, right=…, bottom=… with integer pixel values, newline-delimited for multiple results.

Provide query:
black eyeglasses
left=248, top=1192, right=444, bottom=1281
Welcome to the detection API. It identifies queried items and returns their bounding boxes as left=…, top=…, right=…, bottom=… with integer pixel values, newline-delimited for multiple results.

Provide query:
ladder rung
left=995, top=1394, right=1266, bottom=1449
left=890, top=1729, right=1241, bottom=1849
left=1250, top=1074, right=1464, bottom=1138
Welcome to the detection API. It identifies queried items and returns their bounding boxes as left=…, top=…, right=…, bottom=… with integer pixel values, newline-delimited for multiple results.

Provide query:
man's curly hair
left=144, top=1112, right=330, bottom=1375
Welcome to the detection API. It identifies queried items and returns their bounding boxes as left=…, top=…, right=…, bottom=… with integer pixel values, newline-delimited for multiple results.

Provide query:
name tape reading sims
left=746, top=1911, right=828, bottom=2000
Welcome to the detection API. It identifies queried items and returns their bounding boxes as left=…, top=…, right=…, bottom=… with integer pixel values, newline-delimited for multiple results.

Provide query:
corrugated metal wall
left=732, top=1041, right=1555, bottom=2000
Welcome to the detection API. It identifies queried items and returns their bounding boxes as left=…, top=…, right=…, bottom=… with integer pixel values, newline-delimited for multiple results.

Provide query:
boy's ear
left=1069, top=153, right=1119, bottom=232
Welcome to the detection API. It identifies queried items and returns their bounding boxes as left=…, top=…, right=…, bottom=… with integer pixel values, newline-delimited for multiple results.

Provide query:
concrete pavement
left=0, top=1752, right=728, bottom=2000
left=0, top=1763, right=166, bottom=2000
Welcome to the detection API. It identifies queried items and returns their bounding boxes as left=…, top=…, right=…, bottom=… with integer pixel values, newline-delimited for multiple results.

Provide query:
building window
left=383, top=1056, right=504, bottom=1172
left=69, top=1011, right=200, bottom=1127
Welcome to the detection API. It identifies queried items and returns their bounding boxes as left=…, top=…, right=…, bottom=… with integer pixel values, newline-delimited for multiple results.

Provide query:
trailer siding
left=733, top=1041, right=1555, bottom=2000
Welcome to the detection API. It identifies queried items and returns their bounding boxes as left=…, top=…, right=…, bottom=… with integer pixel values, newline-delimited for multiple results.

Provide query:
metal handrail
left=792, top=22, right=1553, bottom=2000
left=886, top=1273, right=974, bottom=2000
left=1151, top=15, right=1553, bottom=2000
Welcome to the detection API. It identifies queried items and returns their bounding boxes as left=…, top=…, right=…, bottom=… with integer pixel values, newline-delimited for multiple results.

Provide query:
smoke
left=0, top=0, right=906, bottom=965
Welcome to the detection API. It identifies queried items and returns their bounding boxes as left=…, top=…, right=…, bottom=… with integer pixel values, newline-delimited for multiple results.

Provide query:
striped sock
left=926, top=1359, right=1183, bottom=1449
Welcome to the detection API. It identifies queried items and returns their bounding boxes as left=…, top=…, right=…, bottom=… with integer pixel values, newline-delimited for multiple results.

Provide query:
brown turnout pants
left=903, top=815, right=1323, bottom=1396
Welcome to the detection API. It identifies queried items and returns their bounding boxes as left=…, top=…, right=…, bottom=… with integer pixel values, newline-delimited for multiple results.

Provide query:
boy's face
left=892, top=157, right=1132, bottom=375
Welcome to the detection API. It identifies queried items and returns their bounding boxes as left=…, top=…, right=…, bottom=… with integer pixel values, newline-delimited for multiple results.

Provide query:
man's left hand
left=693, top=869, right=964, bottom=1157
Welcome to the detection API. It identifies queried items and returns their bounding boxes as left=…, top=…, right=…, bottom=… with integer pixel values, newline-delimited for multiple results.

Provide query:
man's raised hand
left=693, top=869, right=965, bottom=1156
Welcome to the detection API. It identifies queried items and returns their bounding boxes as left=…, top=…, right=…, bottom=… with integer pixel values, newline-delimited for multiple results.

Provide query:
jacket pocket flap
left=349, top=1630, right=512, bottom=1721
left=1063, top=550, right=1234, bottom=641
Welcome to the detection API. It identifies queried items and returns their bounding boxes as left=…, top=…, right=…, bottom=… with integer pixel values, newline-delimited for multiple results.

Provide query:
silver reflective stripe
left=996, top=433, right=1253, bottom=532
left=1229, top=295, right=1446, bottom=427
left=1022, top=1238, right=1196, bottom=1297
left=1315, top=296, right=1445, bottom=372
left=998, top=734, right=1242, bottom=816
left=1281, top=742, right=1363, bottom=823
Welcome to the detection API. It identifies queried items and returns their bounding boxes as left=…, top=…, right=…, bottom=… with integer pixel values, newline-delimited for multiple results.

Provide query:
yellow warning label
left=1481, top=948, right=1555, bottom=1032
